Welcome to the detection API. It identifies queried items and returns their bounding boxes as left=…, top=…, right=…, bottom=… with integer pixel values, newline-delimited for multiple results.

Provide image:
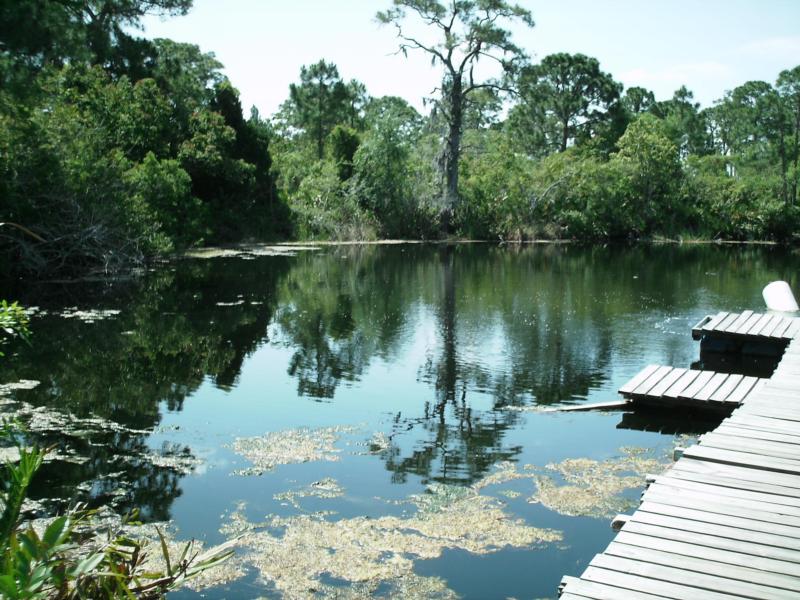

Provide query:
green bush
left=127, top=153, right=206, bottom=248
left=329, top=125, right=360, bottom=181
left=458, top=130, right=538, bottom=239
left=683, top=163, right=796, bottom=240
left=290, top=160, right=376, bottom=239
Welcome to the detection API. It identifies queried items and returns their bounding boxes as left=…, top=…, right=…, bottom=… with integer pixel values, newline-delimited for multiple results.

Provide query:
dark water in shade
left=1, top=243, right=797, bottom=599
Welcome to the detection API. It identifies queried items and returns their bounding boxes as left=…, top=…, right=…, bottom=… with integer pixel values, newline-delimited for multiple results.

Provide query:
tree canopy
left=510, top=53, right=621, bottom=154
left=377, top=0, right=534, bottom=231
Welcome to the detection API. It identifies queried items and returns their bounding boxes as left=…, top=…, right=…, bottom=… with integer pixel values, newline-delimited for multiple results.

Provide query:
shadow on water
left=693, top=350, right=781, bottom=378
left=616, top=408, right=726, bottom=436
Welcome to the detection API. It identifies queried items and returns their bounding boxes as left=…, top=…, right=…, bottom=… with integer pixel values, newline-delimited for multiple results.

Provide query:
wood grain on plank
left=581, top=565, right=739, bottom=600
left=682, top=445, right=800, bottom=476
left=632, top=366, right=674, bottom=396
left=714, top=312, right=740, bottom=332
left=723, top=310, right=754, bottom=333
left=678, top=370, right=716, bottom=400
left=619, top=364, right=661, bottom=395
left=561, top=577, right=672, bottom=600
left=647, top=368, right=687, bottom=398
left=708, top=373, right=743, bottom=403
left=737, top=312, right=766, bottom=335
left=662, top=369, right=701, bottom=400
left=725, top=376, right=760, bottom=404
left=605, top=542, right=800, bottom=593
left=693, top=372, right=729, bottom=401
left=643, top=485, right=800, bottom=521
left=590, top=553, right=796, bottom=599
left=615, top=530, right=800, bottom=578
left=748, top=313, right=775, bottom=336
left=621, top=519, right=800, bottom=563
left=701, top=311, right=729, bottom=332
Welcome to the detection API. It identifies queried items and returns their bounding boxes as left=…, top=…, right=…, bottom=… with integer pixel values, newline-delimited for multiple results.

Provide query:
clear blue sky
left=140, top=0, right=800, bottom=116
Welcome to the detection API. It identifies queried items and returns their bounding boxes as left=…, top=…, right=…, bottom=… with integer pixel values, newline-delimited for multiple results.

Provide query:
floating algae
left=219, top=502, right=270, bottom=538
left=0, top=399, right=200, bottom=477
left=365, top=431, right=391, bottom=453
left=497, top=490, right=522, bottom=499
left=222, top=482, right=561, bottom=598
left=0, top=446, right=22, bottom=462
left=182, top=244, right=321, bottom=260
left=274, top=478, right=345, bottom=511
left=139, top=448, right=202, bottom=475
left=528, top=447, right=670, bottom=518
left=0, top=401, right=151, bottom=438
left=133, top=524, right=245, bottom=591
left=230, top=425, right=360, bottom=476
left=0, top=380, right=40, bottom=396
left=472, top=461, right=529, bottom=491
left=315, top=573, right=459, bottom=599
left=458, top=450, right=671, bottom=519
left=55, top=308, right=121, bottom=323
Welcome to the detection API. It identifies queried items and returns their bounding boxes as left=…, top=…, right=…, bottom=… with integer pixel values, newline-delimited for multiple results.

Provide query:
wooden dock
left=619, top=364, right=767, bottom=411
left=692, top=311, right=800, bottom=356
left=559, top=318, right=800, bottom=599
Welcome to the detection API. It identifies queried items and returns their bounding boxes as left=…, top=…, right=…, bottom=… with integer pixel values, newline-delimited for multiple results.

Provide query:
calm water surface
left=2, top=244, right=796, bottom=599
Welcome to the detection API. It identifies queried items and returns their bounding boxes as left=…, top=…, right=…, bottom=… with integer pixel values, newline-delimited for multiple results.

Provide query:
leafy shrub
left=290, top=161, right=376, bottom=239
left=0, top=430, right=234, bottom=599
left=329, top=125, right=360, bottom=181
left=458, top=130, right=538, bottom=239
left=126, top=153, right=206, bottom=248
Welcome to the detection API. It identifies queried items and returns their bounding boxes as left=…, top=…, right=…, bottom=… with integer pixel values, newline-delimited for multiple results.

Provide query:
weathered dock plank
left=614, top=530, right=800, bottom=578
left=619, top=364, right=661, bottom=395
left=643, top=483, right=800, bottom=520
left=581, top=564, right=740, bottom=600
left=653, top=473, right=800, bottom=505
left=619, top=365, right=766, bottom=410
left=598, top=547, right=800, bottom=597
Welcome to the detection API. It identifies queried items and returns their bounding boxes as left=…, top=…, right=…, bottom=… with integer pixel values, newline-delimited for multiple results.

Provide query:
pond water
left=1, top=243, right=797, bottom=599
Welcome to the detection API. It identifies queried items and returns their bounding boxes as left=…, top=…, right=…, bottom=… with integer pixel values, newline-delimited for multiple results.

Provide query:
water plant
left=0, top=425, right=235, bottom=599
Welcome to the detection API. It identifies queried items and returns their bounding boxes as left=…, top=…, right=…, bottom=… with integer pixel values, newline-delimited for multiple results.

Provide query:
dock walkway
left=559, top=318, right=800, bottom=599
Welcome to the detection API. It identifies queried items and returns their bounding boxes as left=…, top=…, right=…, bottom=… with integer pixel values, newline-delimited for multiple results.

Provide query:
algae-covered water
left=1, top=243, right=796, bottom=599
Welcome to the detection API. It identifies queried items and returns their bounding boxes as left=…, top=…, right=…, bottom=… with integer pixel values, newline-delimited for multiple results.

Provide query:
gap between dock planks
left=559, top=330, right=800, bottom=599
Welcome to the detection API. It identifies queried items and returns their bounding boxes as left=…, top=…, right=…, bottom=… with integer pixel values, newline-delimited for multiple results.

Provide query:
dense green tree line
left=2, top=0, right=798, bottom=278
left=1, top=0, right=287, bottom=277
left=271, top=1, right=800, bottom=244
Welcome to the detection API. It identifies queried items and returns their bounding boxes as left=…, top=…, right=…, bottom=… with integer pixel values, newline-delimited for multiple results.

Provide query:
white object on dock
left=763, top=280, right=799, bottom=312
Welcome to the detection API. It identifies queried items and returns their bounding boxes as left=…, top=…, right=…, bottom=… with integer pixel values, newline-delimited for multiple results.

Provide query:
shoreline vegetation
left=1, top=1, right=799, bottom=282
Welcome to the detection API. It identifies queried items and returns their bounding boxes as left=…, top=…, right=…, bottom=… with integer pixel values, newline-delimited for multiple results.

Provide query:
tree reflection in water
left=1, top=243, right=795, bottom=519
